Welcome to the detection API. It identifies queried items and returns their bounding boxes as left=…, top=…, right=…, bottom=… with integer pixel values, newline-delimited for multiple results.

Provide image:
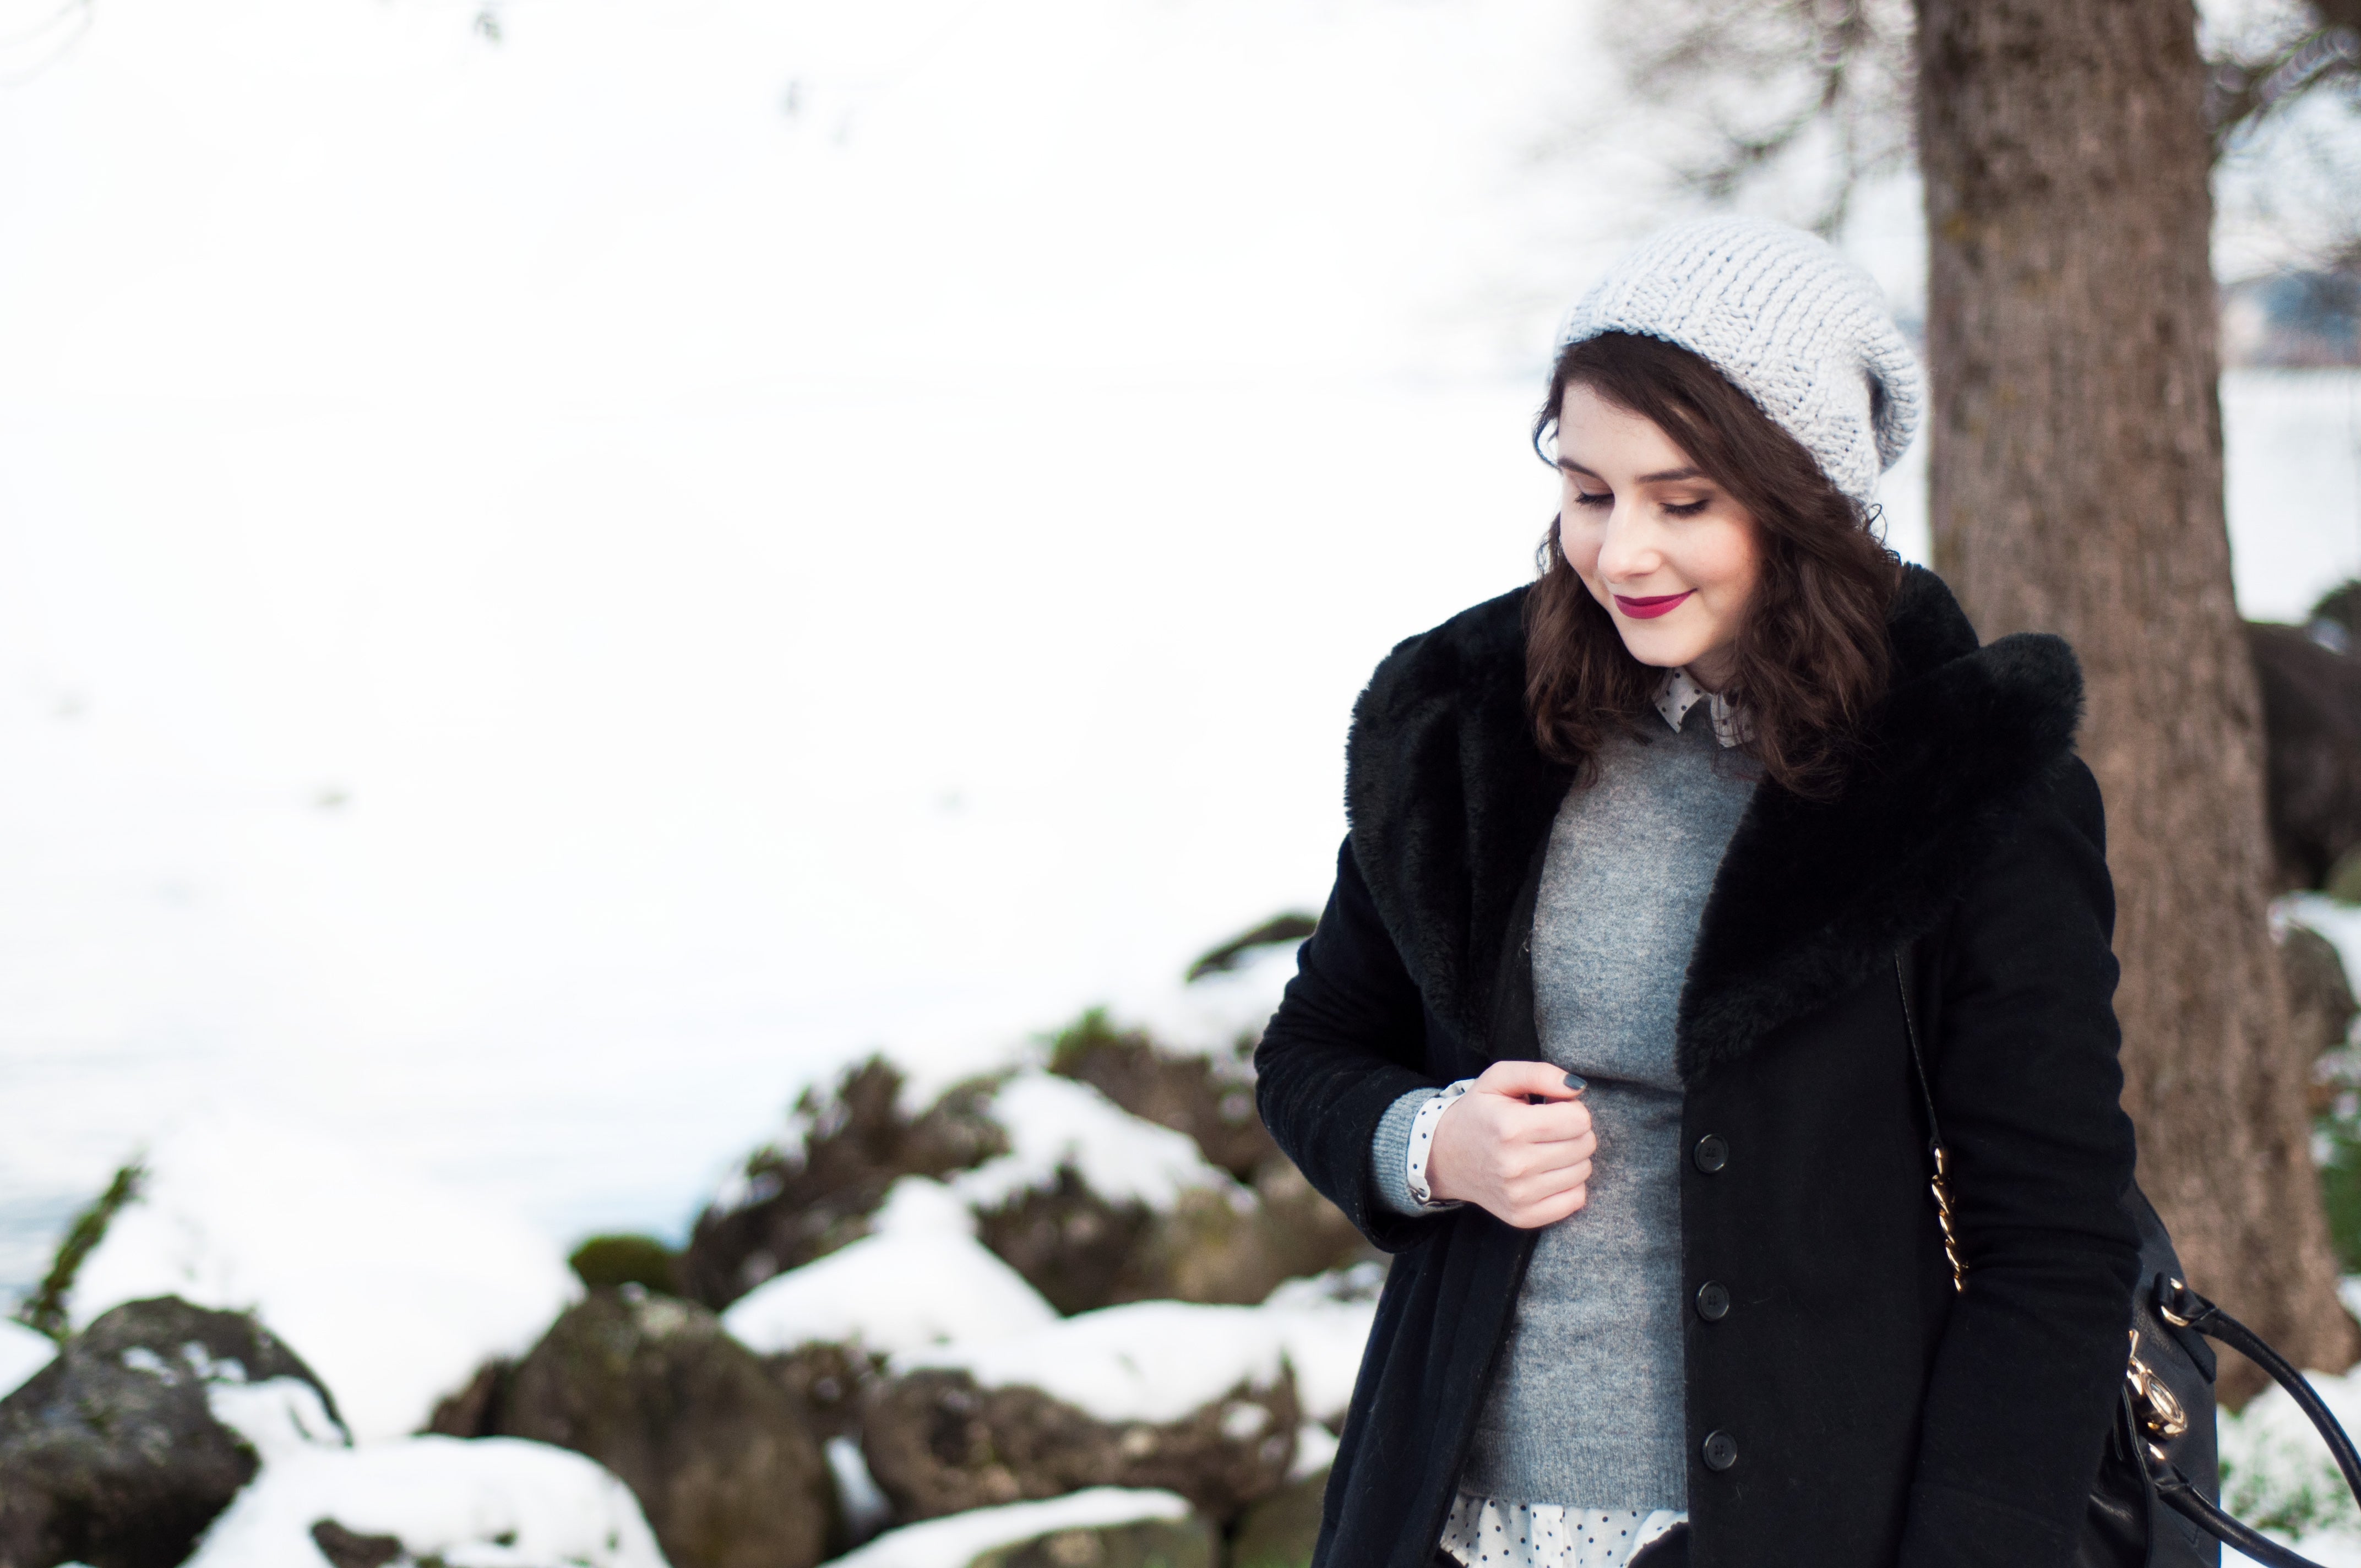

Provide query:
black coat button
left=1693, top=1134, right=1729, bottom=1173
left=1702, top=1429, right=1739, bottom=1471
left=1696, top=1281, right=1731, bottom=1321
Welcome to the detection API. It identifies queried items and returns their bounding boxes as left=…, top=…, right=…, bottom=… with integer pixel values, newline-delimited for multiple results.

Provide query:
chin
left=1615, top=629, right=1707, bottom=670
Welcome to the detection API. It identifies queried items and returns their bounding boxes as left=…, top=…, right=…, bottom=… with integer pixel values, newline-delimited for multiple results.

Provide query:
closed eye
left=1662, top=498, right=1710, bottom=517
left=1571, top=489, right=1612, bottom=509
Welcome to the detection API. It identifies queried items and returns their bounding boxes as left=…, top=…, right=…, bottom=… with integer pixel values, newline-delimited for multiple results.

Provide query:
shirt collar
left=1653, top=667, right=1751, bottom=749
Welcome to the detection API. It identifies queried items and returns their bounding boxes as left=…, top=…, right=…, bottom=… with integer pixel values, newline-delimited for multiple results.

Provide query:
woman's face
left=1554, top=382, right=1762, bottom=692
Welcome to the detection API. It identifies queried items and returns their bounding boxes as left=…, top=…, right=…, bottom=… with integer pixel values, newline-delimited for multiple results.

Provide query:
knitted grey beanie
left=1559, top=215, right=1922, bottom=506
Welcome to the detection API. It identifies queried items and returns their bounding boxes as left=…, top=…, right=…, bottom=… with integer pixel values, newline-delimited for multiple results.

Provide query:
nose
left=1594, top=503, right=1664, bottom=586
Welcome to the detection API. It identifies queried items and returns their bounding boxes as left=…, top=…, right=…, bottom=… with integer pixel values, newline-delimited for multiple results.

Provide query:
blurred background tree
left=1607, top=0, right=2361, bottom=1391
left=1917, top=0, right=2354, bottom=1396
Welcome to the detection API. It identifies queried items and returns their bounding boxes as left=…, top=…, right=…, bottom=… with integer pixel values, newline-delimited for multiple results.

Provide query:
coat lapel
left=1344, top=588, right=1572, bottom=1052
left=1343, top=567, right=2088, bottom=1080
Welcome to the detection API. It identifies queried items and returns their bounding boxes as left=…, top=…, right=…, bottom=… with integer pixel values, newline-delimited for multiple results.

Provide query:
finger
left=1521, top=1138, right=1597, bottom=1180
left=1476, top=1059, right=1583, bottom=1103
left=1502, top=1134, right=1595, bottom=1182
left=1502, top=1099, right=1594, bottom=1144
left=1506, top=1159, right=1590, bottom=1206
left=1509, top=1182, right=1590, bottom=1229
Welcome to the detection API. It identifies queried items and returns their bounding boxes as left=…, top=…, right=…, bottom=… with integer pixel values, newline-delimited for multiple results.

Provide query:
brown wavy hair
left=1525, top=331, right=1902, bottom=798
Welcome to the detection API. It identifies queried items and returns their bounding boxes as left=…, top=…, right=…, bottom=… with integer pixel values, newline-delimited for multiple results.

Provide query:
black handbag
left=1895, top=949, right=2361, bottom=1568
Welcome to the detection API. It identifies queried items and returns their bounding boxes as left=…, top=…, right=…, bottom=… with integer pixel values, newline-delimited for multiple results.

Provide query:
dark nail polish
left=1562, top=1072, right=1587, bottom=1091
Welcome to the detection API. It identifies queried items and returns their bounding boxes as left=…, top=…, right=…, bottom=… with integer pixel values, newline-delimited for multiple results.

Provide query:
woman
left=1253, top=216, right=2141, bottom=1568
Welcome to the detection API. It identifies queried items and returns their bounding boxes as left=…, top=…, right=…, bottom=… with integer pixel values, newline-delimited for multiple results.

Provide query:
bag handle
left=1892, top=944, right=2361, bottom=1568
left=2142, top=1277, right=2361, bottom=1568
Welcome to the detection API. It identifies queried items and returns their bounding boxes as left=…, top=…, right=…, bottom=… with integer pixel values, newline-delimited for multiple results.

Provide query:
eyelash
left=1570, top=491, right=1711, bottom=518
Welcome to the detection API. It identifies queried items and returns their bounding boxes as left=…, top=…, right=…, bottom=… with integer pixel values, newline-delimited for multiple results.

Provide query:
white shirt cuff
left=1405, top=1078, right=1477, bottom=1207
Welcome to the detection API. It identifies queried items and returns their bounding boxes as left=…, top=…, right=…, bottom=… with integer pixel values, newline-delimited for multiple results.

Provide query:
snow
left=207, top=1377, right=351, bottom=1463
left=0, top=0, right=1596, bottom=1306
left=0, top=1318, right=55, bottom=1399
left=2230, top=1544, right=2361, bottom=1568
left=1290, top=1422, right=1340, bottom=1481
left=1260, top=1266, right=1385, bottom=1425
left=2218, top=1359, right=2361, bottom=1561
left=901, top=1299, right=1288, bottom=1426
left=65, top=1114, right=577, bottom=1440
left=0, top=0, right=2353, bottom=1319
left=2291, top=897, right=2361, bottom=1020
left=826, top=1434, right=895, bottom=1544
left=722, top=1202, right=1058, bottom=1358
left=2222, top=373, right=2361, bottom=623
left=828, top=1487, right=1194, bottom=1568
left=873, top=1174, right=981, bottom=1239
left=951, top=1071, right=1245, bottom=1214
left=184, top=1436, right=668, bottom=1568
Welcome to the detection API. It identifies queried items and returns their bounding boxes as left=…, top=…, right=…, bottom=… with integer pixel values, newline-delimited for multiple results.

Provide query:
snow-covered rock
left=900, top=1299, right=1287, bottom=1426
left=950, top=1072, right=1244, bottom=1214
left=65, top=1114, right=578, bottom=1439
left=2293, top=896, right=2361, bottom=1021
left=1259, top=1265, right=1382, bottom=1425
left=183, top=1435, right=668, bottom=1568
left=723, top=1180, right=1058, bottom=1358
left=1042, top=1012, right=1276, bottom=1178
left=951, top=1069, right=1363, bottom=1317
left=0, top=1297, right=346, bottom=1568
left=828, top=1488, right=1196, bottom=1568
left=869, top=1300, right=1298, bottom=1523
left=0, top=1317, right=56, bottom=1398
left=682, top=1059, right=1007, bottom=1309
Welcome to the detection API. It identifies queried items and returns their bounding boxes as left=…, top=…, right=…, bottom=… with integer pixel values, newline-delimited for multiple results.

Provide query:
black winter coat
left=1254, top=566, right=2142, bottom=1568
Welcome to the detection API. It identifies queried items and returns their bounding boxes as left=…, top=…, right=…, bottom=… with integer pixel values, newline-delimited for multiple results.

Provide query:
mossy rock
left=1226, top=1469, right=1326, bottom=1568
left=967, top=1515, right=1218, bottom=1568
left=863, top=1367, right=1297, bottom=1525
left=682, top=1058, right=1007, bottom=1308
left=1047, top=1011, right=1274, bottom=1180
left=2329, top=845, right=2361, bottom=906
left=973, top=1167, right=1161, bottom=1314
left=569, top=1233, right=683, bottom=1295
left=0, top=1296, right=342, bottom=1568
left=497, top=1288, right=834, bottom=1568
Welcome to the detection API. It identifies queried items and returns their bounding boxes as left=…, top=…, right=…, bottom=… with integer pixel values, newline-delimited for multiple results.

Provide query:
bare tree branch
left=1603, top=0, right=1914, bottom=235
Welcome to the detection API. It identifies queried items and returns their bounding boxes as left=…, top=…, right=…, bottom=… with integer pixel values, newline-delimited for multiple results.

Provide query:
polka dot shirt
left=1438, top=1494, right=1687, bottom=1567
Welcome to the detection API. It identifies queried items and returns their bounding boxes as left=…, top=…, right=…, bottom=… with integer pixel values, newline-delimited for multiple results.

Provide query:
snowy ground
left=2223, top=1360, right=2361, bottom=1564
left=0, top=0, right=2357, bottom=1307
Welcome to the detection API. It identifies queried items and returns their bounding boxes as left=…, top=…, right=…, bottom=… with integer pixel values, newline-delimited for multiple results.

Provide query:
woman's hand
left=1425, top=1060, right=1594, bottom=1228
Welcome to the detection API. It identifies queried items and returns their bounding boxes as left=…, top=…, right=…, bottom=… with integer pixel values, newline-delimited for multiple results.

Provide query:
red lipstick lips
left=1612, top=591, right=1694, bottom=620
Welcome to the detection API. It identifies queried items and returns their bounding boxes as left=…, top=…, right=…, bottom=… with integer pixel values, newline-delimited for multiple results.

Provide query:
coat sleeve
left=1255, top=836, right=1460, bottom=1253
left=1896, top=756, right=2142, bottom=1567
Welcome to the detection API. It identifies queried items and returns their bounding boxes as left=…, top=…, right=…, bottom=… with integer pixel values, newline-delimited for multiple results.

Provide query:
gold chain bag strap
left=1892, top=949, right=1968, bottom=1294
left=1890, top=946, right=2361, bottom=1568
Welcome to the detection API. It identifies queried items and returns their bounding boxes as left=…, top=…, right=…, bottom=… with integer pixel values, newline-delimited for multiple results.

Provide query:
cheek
left=1557, top=514, right=1603, bottom=579
left=1696, top=520, right=1763, bottom=597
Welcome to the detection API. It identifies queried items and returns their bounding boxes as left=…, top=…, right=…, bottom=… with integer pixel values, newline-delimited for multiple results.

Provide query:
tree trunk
left=1916, top=0, right=2357, bottom=1401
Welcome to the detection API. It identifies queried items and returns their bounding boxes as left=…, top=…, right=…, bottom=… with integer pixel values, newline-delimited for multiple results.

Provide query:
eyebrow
left=1555, top=459, right=1709, bottom=484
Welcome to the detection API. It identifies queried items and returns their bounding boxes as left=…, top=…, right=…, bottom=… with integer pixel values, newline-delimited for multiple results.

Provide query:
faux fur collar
left=1342, top=565, right=2083, bottom=1082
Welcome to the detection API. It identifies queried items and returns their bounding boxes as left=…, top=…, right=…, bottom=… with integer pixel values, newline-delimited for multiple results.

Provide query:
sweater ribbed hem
left=1459, top=1428, right=1689, bottom=1513
left=1371, top=1087, right=1439, bottom=1216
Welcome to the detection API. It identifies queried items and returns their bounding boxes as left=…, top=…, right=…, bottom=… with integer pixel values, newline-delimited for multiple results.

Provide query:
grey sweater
left=1371, top=702, right=1758, bottom=1509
